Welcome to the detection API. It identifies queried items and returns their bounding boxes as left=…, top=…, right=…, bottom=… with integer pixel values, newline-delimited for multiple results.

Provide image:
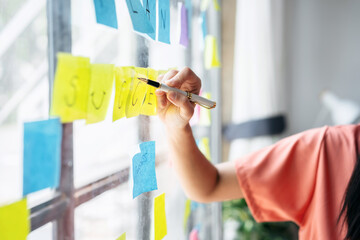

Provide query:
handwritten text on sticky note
left=132, top=141, right=158, bottom=198
left=87, top=64, right=114, bottom=124
left=51, top=53, right=91, bottom=123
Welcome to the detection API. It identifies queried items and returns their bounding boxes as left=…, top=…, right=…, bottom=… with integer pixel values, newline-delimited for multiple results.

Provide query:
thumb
left=167, top=91, right=194, bottom=120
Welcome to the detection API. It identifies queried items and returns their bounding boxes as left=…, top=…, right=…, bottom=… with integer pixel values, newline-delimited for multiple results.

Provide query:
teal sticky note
left=93, top=0, right=118, bottom=29
left=201, top=12, right=207, bottom=40
left=125, top=0, right=154, bottom=34
left=158, top=0, right=170, bottom=44
left=23, top=118, right=62, bottom=196
left=132, top=141, right=158, bottom=198
left=143, top=0, right=156, bottom=40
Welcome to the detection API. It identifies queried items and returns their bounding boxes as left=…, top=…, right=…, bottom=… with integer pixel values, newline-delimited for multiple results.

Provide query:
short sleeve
left=235, top=126, right=328, bottom=224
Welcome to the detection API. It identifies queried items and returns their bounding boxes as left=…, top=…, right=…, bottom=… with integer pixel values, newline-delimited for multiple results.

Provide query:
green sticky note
left=0, top=199, right=30, bottom=240
left=116, top=232, right=126, bottom=240
left=154, top=193, right=167, bottom=240
left=87, top=64, right=114, bottom=124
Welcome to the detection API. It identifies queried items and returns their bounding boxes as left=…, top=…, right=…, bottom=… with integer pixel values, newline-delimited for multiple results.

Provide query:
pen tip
left=137, top=77, right=147, bottom=83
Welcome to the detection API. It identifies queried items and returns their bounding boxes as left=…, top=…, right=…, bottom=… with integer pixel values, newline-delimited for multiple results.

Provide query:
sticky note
left=199, top=93, right=212, bottom=125
left=132, top=141, right=157, bottom=198
left=189, top=228, right=199, bottom=240
left=51, top=53, right=91, bottom=123
left=125, top=0, right=154, bottom=34
left=198, top=137, right=211, bottom=161
left=93, top=0, right=118, bottom=29
left=143, top=0, right=156, bottom=40
left=204, top=35, right=221, bottom=69
left=140, top=68, right=158, bottom=116
left=154, top=193, right=167, bottom=240
left=0, top=199, right=30, bottom=240
left=183, top=199, right=191, bottom=230
left=158, top=0, right=170, bottom=44
left=201, top=12, right=207, bottom=40
left=23, top=118, right=62, bottom=196
left=113, top=67, right=133, bottom=121
left=125, top=67, right=148, bottom=118
left=116, top=233, right=126, bottom=240
left=87, top=64, right=114, bottom=124
left=200, top=0, right=210, bottom=11
left=213, top=0, right=220, bottom=11
left=185, top=0, right=192, bottom=39
left=178, top=3, right=189, bottom=47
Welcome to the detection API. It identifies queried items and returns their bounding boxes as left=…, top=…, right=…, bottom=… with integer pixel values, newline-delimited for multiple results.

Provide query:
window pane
left=71, top=0, right=139, bottom=188
left=28, top=222, right=53, bottom=240
left=0, top=0, right=49, bottom=204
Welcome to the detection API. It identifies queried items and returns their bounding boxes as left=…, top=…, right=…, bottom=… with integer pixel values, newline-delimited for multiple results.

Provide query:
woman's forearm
left=166, top=124, right=219, bottom=202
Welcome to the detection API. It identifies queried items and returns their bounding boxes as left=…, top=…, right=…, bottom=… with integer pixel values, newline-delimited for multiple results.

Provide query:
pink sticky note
left=178, top=2, right=188, bottom=47
left=189, top=228, right=199, bottom=240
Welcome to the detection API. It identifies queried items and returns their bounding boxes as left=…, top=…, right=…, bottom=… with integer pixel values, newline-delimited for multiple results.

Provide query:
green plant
left=223, top=199, right=298, bottom=240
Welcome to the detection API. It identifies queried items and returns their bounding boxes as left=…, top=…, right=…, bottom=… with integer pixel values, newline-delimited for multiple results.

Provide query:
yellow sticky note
left=154, top=193, right=167, bottom=240
left=201, top=0, right=210, bottom=11
left=141, top=68, right=158, bottom=116
left=116, top=233, right=126, bottom=240
left=199, top=137, right=211, bottom=161
left=113, top=67, right=133, bottom=121
left=86, top=64, right=114, bottom=124
left=204, top=35, right=221, bottom=69
left=213, top=0, right=220, bottom=11
left=125, top=67, right=148, bottom=118
left=183, top=199, right=191, bottom=231
left=0, top=199, right=29, bottom=240
left=199, top=92, right=212, bottom=126
left=51, top=53, right=91, bottom=123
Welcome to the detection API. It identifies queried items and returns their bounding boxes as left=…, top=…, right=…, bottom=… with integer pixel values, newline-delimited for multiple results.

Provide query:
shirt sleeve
left=235, top=126, right=328, bottom=224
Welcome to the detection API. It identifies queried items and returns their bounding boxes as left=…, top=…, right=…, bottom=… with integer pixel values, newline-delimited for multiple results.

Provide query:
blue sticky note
left=23, top=118, right=62, bottom=196
left=93, top=0, right=118, bottom=29
left=125, top=0, right=154, bottom=34
left=143, top=0, right=156, bottom=40
left=158, top=0, right=170, bottom=44
left=132, top=141, right=158, bottom=198
left=185, top=0, right=192, bottom=39
left=201, top=12, right=207, bottom=40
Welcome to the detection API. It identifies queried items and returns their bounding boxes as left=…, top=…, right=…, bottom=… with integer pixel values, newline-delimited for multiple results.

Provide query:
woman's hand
left=155, top=67, right=201, bottom=131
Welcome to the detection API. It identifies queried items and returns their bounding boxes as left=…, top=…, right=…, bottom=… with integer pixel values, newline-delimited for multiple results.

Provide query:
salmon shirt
left=235, top=124, right=360, bottom=239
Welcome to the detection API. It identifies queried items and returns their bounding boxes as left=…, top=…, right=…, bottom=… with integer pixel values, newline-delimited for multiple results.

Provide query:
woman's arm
left=156, top=67, right=243, bottom=203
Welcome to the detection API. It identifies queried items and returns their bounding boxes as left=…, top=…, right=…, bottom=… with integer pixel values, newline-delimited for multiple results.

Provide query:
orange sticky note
left=204, top=35, right=221, bottom=69
left=154, top=193, right=167, bottom=240
left=0, top=199, right=30, bottom=240
left=125, top=67, right=147, bottom=118
left=51, top=53, right=91, bottom=123
left=116, top=232, right=126, bottom=240
left=141, top=68, right=158, bottom=116
left=113, top=67, right=133, bottom=121
left=86, top=64, right=114, bottom=124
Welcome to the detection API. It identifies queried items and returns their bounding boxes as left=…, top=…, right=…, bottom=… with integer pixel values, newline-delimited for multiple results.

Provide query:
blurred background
left=1, top=0, right=360, bottom=239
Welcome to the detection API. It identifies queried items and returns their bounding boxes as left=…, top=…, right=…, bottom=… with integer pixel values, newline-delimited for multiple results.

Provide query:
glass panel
left=71, top=0, right=139, bottom=188
left=75, top=185, right=137, bottom=240
left=28, top=222, right=53, bottom=240
left=0, top=0, right=49, bottom=204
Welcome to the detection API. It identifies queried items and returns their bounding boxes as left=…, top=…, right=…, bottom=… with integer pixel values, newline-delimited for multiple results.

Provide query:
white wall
left=284, top=0, right=360, bottom=134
